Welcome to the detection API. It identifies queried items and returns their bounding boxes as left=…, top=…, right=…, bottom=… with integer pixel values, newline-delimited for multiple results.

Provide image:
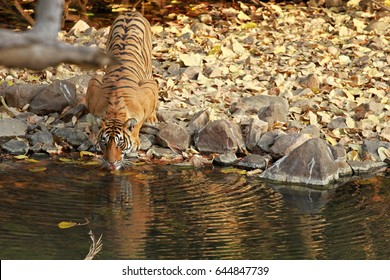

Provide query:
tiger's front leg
left=129, top=122, right=143, bottom=152
left=86, top=75, right=105, bottom=117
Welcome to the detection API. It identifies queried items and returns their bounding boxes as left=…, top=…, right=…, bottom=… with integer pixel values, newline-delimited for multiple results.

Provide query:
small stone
left=299, top=74, right=320, bottom=89
left=256, top=131, right=280, bottom=153
left=362, top=140, right=390, bottom=161
left=182, top=66, right=202, bottom=80
left=194, top=120, right=246, bottom=154
left=235, top=154, right=269, bottom=170
left=0, top=118, right=27, bottom=137
left=66, top=130, right=88, bottom=147
left=156, top=109, right=189, bottom=123
left=167, top=63, right=181, bottom=76
left=213, top=152, right=238, bottom=166
left=156, top=123, right=191, bottom=151
left=328, top=117, right=348, bottom=130
left=186, top=110, right=210, bottom=136
left=245, top=117, right=268, bottom=152
left=269, top=133, right=311, bottom=159
left=258, top=102, right=289, bottom=127
left=329, top=145, right=347, bottom=162
left=1, top=139, right=29, bottom=155
left=60, top=104, right=88, bottom=123
left=301, top=125, right=321, bottom=138
left=347, top=161, right=387, bottom=175
left=231, top=95, right=289, bottom=115
left=139, top=134, right=153, bottom=151
left=28, top=131, right=53, bottom=146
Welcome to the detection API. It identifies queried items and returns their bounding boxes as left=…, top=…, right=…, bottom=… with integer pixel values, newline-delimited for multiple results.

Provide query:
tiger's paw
left=145, top=112, right=158, bottom=125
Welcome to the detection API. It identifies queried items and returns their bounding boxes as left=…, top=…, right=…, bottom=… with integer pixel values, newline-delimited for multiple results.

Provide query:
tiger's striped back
left=105, top=11, right=153, bottom=85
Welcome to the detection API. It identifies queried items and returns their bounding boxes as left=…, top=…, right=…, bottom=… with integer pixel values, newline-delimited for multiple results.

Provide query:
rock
left=147, top=145, right=181, bottom=159
left=69, top=19, right=90, bottom=35
left=329, top=145, right=347, bottom=162
left=213, top=152, right=238, bottom=166
left=245, top=117, right=268, bottom=152
left=60, top=104, right=88, bottom=123
left=66, top=130, right=89, bottom=147
left=156, top=109, right=189, bottom=123
left=139, top=134, right=153, bottom=150
left=299, top=74, right=321, bottom=90
left=347, top=161, right=387, bottom=175
left=3, top=83, right=46, bottom=109
left=231, top=95, right=289, bottom=115
left=29, top=80, right=77, bottom=115
left=156, top=123, right=191, bottom=151
left=261, top=139, right=339, bottom=186
left=328, top=117, right=348, bottom=130
left=1, top=139, right=29, bottom=155
left=28, top=131, right=53, bottom=146
left=258, top=102, right=289, bottom=127
left=365, top=21, right=389, bottom=35
left=0, top=118, right=27, bottom=137
left=256, top=131, right=280, bottom=153
left=77, top=140, right=94, bottom=152
left=362, top=140, right=390, bottom=161
left=235, top=154, right=270, bottom=170
left=186, top=110, right=210, bottom=136
left=195, top=120, right=246, bottom=154
left=269, top=133, right=312, bottom=159
left=198, top=14, right=213, bottom=24
left=337, top=161, right=353, bottom=177
left=52, top=127, right=87, bottom=147
left=167, top=63, right=181, bottom=76
left=182, top=66, right=202, bottom=80
left=140, top=124, right=159, bottom=135
left=301, top=125, right=321, bottom=138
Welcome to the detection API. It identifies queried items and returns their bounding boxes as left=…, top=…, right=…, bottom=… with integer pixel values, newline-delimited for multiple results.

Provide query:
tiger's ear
left=124, top=118, right=137, bottom=131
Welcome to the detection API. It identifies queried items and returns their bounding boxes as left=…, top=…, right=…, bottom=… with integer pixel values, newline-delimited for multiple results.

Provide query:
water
left=0, top=158, right=389, bottom=260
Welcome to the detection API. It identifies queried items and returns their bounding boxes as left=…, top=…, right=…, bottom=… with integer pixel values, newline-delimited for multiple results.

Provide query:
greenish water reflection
left=0, top=159, right=389, bottom=259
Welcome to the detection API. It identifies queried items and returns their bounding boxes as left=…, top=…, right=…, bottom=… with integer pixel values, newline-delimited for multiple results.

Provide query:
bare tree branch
left=0, top=0, right=111, bottom=70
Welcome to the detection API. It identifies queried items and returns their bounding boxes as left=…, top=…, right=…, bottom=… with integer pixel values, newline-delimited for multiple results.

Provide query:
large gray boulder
left=261, top=138, right=339, bottom=186
left=29, top=80, right=77, bottom=115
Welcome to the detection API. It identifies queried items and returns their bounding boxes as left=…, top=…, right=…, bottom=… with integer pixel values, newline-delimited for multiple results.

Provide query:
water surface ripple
left=0, top=160, right=389, bottom=259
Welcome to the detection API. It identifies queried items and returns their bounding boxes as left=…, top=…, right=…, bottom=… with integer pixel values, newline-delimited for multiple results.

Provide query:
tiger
left=86, top=11, right=158, bottom=170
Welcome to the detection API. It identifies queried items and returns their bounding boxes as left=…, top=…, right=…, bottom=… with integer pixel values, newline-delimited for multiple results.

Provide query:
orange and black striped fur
left=86, top=12, right=158, bottom=170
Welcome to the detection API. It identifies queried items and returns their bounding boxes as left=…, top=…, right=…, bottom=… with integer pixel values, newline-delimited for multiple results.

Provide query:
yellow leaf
left=241, top=22, right=257, bottom=29
left=80, top=151, right=95, bottom=157
left=58, top=221, right=78, bottom=229
left=82, top=161, right=100, bottom=166
left=347, top=150, right=360, bottom=161
left=14, top=155, right=28, bottom=160
left=345, top=116, right=355, bottom=128
left=25, top=158, right=39, bottom=163
left=58, top=157, right=73, bottom=162
left=273, top=45, right=286, bottom=55
left=378, top=147, right=390, bottom=161
left=29, top=167, right=47, bottom=172
left=326, top=136, right=337, bottom=146
left=221, top=168, right=247, bottom=175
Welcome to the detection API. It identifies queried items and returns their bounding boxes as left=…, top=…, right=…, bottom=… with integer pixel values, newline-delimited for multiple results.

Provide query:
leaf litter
left=0, top=2, right=389, bottom=165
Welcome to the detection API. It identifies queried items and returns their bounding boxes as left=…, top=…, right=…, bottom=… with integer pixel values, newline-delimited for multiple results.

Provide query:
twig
left=370, top=0, right=390, bottom=12
left=13, top=0, right=35, bottom=26
left=84, top=230, right=103, bottom=260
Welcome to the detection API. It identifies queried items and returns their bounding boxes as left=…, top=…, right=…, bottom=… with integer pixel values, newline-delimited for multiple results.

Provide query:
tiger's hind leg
left=86, top=75, right=106, bottom=117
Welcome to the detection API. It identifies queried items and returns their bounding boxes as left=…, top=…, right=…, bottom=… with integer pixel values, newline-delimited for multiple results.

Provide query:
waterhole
left=0, top=159, right=389, bottom=259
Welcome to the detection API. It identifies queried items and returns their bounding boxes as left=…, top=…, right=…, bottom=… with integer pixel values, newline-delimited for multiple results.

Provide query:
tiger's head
left=97, top=118, right=138, bottom=170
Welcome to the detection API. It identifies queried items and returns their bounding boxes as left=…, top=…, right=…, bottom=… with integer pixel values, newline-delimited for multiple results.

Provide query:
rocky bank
left=0, top=3, right=389, bottom=186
